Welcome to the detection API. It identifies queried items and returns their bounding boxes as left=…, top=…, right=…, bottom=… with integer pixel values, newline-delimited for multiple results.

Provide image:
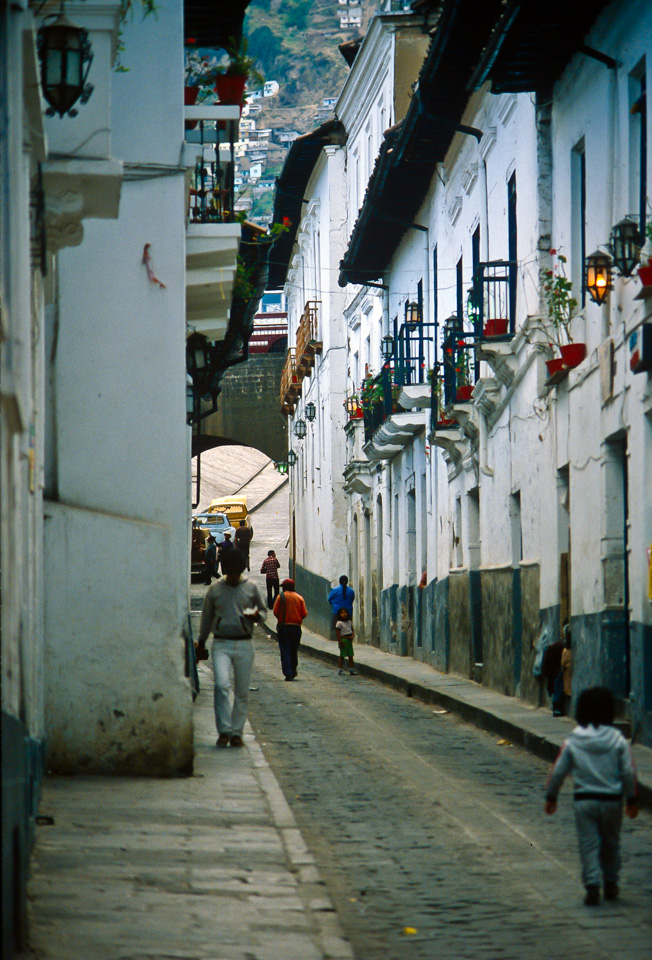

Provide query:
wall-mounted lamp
left=294, top=419, right=307, bottom=439
left=380, top=334, right=395, bottom=359
left=186, top=333, right=212, bottom=390
left=405, top=300, right=420, bottom=324
left=276, top=461, right=288, bottom=475
left=37, top=13, right=94, bottom=118
left=287, top=450, right=298, bottom=466
left=443, top=314, right=463, bottom=340
left=305, top=401, right=316, bottom=422
left=585, top=250, right=613, bottom=305
left=609, top=217, right=641, bottom=277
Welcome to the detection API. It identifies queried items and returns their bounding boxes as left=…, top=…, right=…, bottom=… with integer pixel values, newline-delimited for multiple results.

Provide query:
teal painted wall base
left=294, top=563, right=333, bottom=638
left=2, top=712, right=45, bottom=959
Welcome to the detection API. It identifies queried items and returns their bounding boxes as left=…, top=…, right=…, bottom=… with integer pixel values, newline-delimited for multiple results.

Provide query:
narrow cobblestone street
left=247, top=637, right=652, bottom=960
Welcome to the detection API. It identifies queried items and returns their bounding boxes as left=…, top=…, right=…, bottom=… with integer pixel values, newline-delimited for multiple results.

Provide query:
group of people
left=195, top=555, right=639, bottom=909
left=203, top=521, right=253, bottom=585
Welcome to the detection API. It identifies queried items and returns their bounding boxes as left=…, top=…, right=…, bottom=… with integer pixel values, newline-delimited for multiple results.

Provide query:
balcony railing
left=186, top=106, right=240, bottom=224
left=470, top=260, right=517, bottom=339
left=280, top=348, right=300, bottom=413
left=295, top=300, right=322, bottom=374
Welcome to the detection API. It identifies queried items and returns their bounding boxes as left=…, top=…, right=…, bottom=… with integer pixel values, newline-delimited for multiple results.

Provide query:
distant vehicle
left=190, top=512, right=237, bottom=580
left=192, top=512, right=236, bottom=544
left=207, top=496, right=253, bottom=538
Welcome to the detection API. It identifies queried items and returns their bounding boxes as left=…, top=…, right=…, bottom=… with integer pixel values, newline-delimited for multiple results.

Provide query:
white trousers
left=211, top=639, right=255, bottom=737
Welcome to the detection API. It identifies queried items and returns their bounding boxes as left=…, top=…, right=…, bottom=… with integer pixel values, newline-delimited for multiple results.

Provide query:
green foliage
left=540, top=249, right=577, bottom=345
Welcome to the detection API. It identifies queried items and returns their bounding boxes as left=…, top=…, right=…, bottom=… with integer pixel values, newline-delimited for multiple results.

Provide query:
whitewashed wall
left=43, top=2, right=193, bottom=773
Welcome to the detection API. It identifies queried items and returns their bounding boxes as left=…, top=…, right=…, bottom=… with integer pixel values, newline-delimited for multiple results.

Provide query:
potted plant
left=454, top=344, right=473, bottom=401
left=540, top=249, right=585, bottom=368
left=215, top=36, right=263, bottom=106
left=483, top=317, right=509, bottom=337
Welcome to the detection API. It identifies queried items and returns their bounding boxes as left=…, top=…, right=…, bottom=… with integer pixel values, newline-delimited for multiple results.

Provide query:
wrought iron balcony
left=470, top=259, right=517, bottom=339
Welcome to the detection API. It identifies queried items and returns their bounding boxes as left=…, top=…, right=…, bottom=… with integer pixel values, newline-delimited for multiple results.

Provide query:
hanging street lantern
left=287, top=450, right=298, bottom=466
left=305, top=401, right=316, bottom=422
left=405, top=300, right=420, bottom=324
left=443, top=314, right=463, bottom=341
left=186, top=382, right=196, bottom=425
left=37, top=13, right=94, bottom=118
left=609, top=217, right=641, bottom=277
left=186, top=333, right=212, bottom=391
left=585, top=251, right=613, bottom=305
left=294, top=418, right=307, bottom=440
left=381, top=334, right=395, bottom=359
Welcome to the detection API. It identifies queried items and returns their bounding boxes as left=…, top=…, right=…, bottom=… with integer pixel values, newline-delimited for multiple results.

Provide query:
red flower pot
left=637, top=265, right=652, bottom=288
left=560, top=342, right=586, bottom=368
left=483, top=318, right=508, bottom=337
left=437, top=417, right=457, bottom=427
left=545, top=357, right=565, bottom=377
left=455, top=385, right=473, bottom=401
left=216, top=74, right=247, bottom=105
left=184, top=86, right=199, bottom=129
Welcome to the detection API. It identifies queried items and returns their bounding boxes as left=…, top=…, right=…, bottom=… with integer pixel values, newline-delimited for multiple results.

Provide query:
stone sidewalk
left=24, top=659, right=353, bottom=960
left=288, top=625, right=652, bottom=807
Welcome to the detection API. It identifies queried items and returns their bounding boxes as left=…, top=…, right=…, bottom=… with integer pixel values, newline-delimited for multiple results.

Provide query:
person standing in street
left=260, top=549, right=281, bottom=608
left=218, top=531, right=234, bottom=573
left=273, top=578, right=307, bottom=681
left=203, top=534, right=218, bottom=585
left=234, top=520, right=252, bottom=570
left=544, top=686, right=638, bottom=906
left=328, top=574, right=355, bottom=641
left=335, top=607, right=356, bottom=676
left=196, top=550, right=266, bottom=747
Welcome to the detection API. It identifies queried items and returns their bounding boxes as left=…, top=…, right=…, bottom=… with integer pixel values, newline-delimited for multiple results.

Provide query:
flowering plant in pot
left=215, top=36, right=263, bottom=105
left=454, top=343, right=473, bottom=400
left=541, top=249, right=585, bottom=370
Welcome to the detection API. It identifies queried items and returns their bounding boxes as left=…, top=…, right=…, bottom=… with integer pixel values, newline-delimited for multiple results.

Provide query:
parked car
left=206, top=496, right=253, bottom=538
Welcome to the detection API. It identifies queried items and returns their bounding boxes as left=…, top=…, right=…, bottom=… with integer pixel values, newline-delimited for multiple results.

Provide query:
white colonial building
left=273, top=0, right=652, bottom=744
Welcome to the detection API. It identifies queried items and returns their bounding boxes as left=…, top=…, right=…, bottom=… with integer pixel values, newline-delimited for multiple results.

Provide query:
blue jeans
left=277, top=624, right=301, bottom=678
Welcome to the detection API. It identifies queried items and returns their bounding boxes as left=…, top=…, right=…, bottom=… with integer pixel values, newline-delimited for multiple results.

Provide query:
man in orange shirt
left=273, top=579, right=308, bottom=681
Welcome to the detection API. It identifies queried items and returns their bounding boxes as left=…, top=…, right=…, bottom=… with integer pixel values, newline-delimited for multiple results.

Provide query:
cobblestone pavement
left=247, top=636, right=652, bottom=960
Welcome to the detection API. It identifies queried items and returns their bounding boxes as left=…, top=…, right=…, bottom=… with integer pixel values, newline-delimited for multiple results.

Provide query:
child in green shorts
left=335, top=608, right=356, bottom=676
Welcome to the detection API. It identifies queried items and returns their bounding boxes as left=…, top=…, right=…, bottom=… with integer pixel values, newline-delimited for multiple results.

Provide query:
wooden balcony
left=280, top=348, right=300, bottom=415
left=295, top=301, right=322, bottom=376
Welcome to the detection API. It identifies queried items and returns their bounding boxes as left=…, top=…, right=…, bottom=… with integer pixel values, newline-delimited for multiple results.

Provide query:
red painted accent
left=184, top=86, right=199, bottom=129
left=637, top=265, right=652, bottom=287
left=455, top=385, right=473, bottom=401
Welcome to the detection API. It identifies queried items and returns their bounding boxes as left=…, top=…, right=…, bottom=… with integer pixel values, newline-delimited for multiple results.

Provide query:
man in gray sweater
left=196, top=550, right=266, bottom=748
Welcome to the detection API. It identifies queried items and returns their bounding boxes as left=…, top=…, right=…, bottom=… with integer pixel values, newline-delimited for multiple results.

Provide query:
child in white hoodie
left=545, top=686, right=638, bottom=906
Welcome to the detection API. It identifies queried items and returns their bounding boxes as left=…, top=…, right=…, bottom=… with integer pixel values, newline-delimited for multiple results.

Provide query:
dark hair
left=339, top=575, right=349, bottom=586
left=576, top=687, right=615, bottom=728
left=267, top=550, right=275, bottom=557
left=222, top=549, right=247, bottom=576
left=338, top=608, right=349, bottom=618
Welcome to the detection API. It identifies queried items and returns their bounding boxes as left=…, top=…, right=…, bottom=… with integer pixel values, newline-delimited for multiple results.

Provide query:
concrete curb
left=259, top=623, right=652, bottom=808
left=246, top=728, right=355, bottom=959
